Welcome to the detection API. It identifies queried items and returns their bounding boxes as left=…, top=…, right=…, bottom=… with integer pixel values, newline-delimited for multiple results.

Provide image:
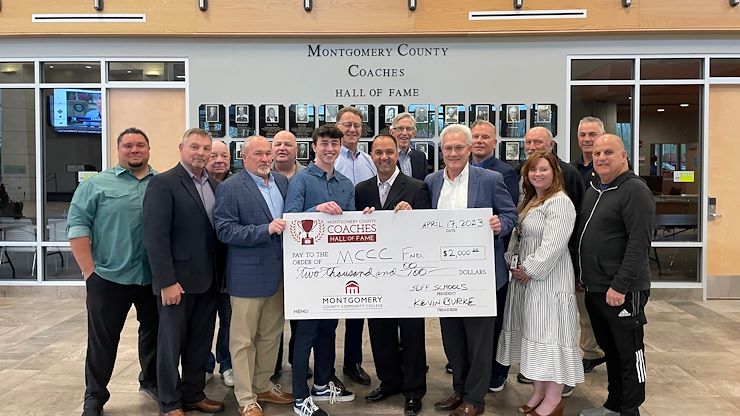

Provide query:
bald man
left=214, top=136, right=294, bottom=416
left=576, top=134, right=653, bottom=416
left=271, top=131, right=305, bottom=180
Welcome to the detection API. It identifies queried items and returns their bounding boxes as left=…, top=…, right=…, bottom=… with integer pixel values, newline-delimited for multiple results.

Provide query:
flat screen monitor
left=49, top=88, right=102, bottom=134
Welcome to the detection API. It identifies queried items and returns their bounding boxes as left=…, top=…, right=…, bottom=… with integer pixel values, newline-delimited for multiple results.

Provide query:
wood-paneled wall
left=1, top=0, right=739, bottom=37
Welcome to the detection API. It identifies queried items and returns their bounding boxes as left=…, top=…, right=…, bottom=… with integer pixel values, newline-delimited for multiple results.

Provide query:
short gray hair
left=440, top=124, right=472, bottom=147
left=578, top=116, right=605, bottom=133
left=470, top=119, right=495, bottom=131
left=391, top=112, right=415, bottom=129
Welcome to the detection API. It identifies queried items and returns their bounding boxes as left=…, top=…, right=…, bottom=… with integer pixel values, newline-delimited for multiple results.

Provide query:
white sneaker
left=579, top=406, right=620, bottom=416
left=222, top=369, right=235, bottom=387
left=205, top=372, right=214, bottom=384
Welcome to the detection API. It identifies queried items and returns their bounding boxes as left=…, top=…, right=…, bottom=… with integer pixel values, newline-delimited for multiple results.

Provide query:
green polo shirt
left=66, top=164, right=156, bottom=285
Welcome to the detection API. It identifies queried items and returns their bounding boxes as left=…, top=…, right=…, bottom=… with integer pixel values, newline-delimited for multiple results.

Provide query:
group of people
left=68, top=108, right=653, bottom=416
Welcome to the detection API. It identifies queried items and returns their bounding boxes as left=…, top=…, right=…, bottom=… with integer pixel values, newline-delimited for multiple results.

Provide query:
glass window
left=639, top=84, right=702, bottom=242
left=44, top=245, right=80, bottom=280
left=640, top=58, right=703, bottom=80
left=41, top=62, right=101, bottom=83
left=107, top=61, right=186, bottom=82
left=41, top=88, right=102, bottom=250
left=571, top=59, right=634, bottom=80
left=570, top=85, right=633, bottom=164
left=710, top=58, right=740, bottom=77
left=0, top=63, right=35, bottom=84
left=649, top=247, right=700, bottom=282
left=0, top=89, right=37, bottom=253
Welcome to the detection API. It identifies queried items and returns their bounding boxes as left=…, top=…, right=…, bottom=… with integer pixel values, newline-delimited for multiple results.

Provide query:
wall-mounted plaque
left=351, top=104, right=375, bottom=138
left=229, top=104, right=255, bottom=138
left=409, top=104, right=435, bottom=138
left=199, top=104, right=226, bottom=138
left=411, top=139, right=436, bottom=173
left=469, top=104, right=495, bottom=123
left=438, top=104, right=466, bottom=132
left=259, top=104, right=286, bottom=138
left=500, top=104, right=527, bottom=138
left=530, top=103, right=557, bottom=136
left=378, top=104, right=405, bottom=133
left=229, top=140, right=244, bottom=171
left=289, top=104, right=316, bottom=138
left=499, top=140, right=525, bottom=170
left=319, top=104, right=343, bottom=126
left=296, top=140, right=312, bottom=162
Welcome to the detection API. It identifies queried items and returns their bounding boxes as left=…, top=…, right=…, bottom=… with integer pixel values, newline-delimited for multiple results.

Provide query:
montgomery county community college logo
left=289, top=219, right=325, bottom=245
left=345, top=280, right=360, bottom=294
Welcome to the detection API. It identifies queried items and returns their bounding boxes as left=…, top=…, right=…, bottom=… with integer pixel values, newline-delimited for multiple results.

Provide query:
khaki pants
left=230, top=286, right=285, bottom=407
left=577, top=290, right=604, bottom=360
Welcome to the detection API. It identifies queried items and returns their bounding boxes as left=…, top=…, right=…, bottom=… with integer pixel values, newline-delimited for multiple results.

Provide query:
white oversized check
left=283, top=208, right=497, bottom=319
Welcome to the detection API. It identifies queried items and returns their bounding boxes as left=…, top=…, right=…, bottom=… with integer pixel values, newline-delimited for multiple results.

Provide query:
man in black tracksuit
left=576, top=134, right=654, bottom=416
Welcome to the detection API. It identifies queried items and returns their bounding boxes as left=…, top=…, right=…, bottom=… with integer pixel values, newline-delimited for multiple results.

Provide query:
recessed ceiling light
left=176, top=75, right=186, bottom=79
left=127, top=70, right=133, bottom=74
left=680, top=103, right=689, bottom=107
left=49, top=65, right=54, bottom=69
left=657, top=108, right=666, bottom=112
left=85, top=65, right=93, bottom=69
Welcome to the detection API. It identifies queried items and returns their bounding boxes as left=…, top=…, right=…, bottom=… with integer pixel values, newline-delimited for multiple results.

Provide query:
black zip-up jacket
left=576, top=170, right=655, bottom=294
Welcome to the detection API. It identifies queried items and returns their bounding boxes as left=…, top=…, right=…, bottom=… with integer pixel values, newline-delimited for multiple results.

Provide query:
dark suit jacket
left=355, top=172, right=431, bottom=212
left=214, top=171, right=288, bottom=298
left=143, top=163, right=222, bottom=294
left=425, top=165, right=518, bottom=290
left=397, top=148, right=428, bottom=182
left=475, top=155, right=519, bottom=205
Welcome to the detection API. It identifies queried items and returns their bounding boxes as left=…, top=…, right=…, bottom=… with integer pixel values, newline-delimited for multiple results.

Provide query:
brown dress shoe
left=450, top=402, right=483, bottom=416
left=183, top=397, right=225, bottom=413
left=160, top=409, right=185, bottom=416
left=241, top=402, right=263, bottom=416
left=256, top=384, right=294, bottom=404
left=434, top=393, right=462, bottom=411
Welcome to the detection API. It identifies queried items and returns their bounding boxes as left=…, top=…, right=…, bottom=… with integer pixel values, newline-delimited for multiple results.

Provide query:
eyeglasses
left=339, top=122, right=362, bottom=130
left=392, top=126, right=416, bottom=132
left=442, top=145, right=468, bottom=155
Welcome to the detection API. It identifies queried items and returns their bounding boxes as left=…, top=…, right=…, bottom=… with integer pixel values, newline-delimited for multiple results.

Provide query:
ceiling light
left=127, top=70, right=132, bottom=74
left=49, top=65, right=54, bottom=69
left=680, top=103, right=689, bottom=107
left=657, top=108, right=665, bottom=112
left=85, top=65, right=93, bottom=69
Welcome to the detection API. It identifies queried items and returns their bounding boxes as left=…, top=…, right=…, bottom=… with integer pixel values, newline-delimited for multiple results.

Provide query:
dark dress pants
left=292, top=319, right=338, bottom=399
left=490, top=282, right=510, bottom=380
left=157, top=290, right=218, bottom=413
left=207, top=292, right=232, bottom=374
left=83, top=273, right=158, bottom=410
left=275, top=319, right=299, bottom=373
left=343, top=318, right=364, bottom=367
left=440, top=316, right=495, bottom=409
left=368, top=317, right=427, bottom=399
left=586, top=290, right=649, bottom=416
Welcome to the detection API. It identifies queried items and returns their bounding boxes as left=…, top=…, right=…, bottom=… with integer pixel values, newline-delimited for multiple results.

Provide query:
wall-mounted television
left=49, top=88, right=102, bottom=134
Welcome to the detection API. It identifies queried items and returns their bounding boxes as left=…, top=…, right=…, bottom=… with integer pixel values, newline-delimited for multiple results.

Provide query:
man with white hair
left=427, top=124, right=518, bottom=416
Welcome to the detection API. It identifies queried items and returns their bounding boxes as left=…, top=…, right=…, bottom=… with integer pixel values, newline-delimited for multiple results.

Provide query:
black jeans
left=84, top=273, right=158, bottom=409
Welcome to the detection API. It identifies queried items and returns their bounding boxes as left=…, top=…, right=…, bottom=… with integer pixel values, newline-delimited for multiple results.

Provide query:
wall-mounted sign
left=200, top=104, right=226, bottom=138
left=259, top=104, right=286, bottom=138
left=229, top=104, right=255, bottom=138
left=289, top=104, right=316, bottom=138
left=673, top=170, right=695, bottom=183
left=530, top=103, right=557, bottom=136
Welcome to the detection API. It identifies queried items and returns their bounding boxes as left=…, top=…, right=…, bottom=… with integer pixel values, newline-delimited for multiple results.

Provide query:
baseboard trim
left=707, top=275, right=740, bottom=299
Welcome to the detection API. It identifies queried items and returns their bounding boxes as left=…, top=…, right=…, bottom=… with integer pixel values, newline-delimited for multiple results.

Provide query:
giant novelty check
left=283, top=208, right=497, bottom=319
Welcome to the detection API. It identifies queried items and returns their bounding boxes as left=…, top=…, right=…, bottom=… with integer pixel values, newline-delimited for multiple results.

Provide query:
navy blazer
left=397, top=148, right=429, bottom=181
left=143, top=163, right=222, bottom=294
left=475, top=155, right=520, bottom=205
left=425, top=165, right=518, bottom=290
left=214, top=170, right=289, bottom=298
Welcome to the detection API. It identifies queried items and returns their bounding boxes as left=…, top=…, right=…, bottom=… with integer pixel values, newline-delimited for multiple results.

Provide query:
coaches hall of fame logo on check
left=289, top=219, right=326, bottom=245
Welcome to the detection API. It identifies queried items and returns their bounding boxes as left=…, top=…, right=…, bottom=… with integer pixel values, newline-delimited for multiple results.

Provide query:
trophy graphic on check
left=301, top=219, right=316, bottom=245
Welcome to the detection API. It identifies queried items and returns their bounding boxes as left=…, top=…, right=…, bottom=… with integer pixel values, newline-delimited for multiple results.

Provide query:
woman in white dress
left=497, top=150, right=584, bottom=416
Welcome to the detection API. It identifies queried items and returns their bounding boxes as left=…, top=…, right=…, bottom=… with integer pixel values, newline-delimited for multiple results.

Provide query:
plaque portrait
left=409, top=104, right=435, bottom=138
left=444, top=106, right=459, bottom=124
left=500, top=104, right=527, bottom=138
left=505, top=141, right=521, bottom=161
left=297, top=142, right=310, bottom=160
left=357, top=104, right=369, bottom=123
left=325, top=104, right=339, bottom=122
left=235, top=105, right=249, bottom=123
left=265, top=105, right=279, bottom=123
left=228, top=104, right=256, bottom=138
left=530, top=103, right=558, bottom=136
left=385, top=106, right=398, bottom=124
left=206, top=105, right=219, bottom=123
left=476, top=105, right=489, bottom=121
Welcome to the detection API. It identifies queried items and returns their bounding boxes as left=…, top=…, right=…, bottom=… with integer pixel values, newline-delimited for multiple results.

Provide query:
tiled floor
left=0, top=297, right=738, bottom=416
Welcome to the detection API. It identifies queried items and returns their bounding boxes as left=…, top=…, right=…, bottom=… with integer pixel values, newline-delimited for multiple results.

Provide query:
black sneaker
left=583, top=357, right=606, bottom=373
left=311, top=380, right=355, bottom=403
left=329, top=374, right=345, bottom=391
left=81, top=407, right=104, bottom=416
left=516, top=373, right=534, bottom=384
left=294, top=397, right=328, bottom=416
left=444, top=362, right=453, bottom=374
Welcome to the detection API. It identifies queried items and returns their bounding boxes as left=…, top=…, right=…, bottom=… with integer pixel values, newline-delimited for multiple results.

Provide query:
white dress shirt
left=377, top=167, right=400, bottom=207
left=438, top=163, right=469, bottom=209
